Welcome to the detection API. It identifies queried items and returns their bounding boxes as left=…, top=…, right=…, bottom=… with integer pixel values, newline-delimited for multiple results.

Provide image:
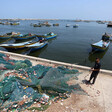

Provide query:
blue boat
left=0, top=38, right=39, bottom=50
left=91, top=40, right=110, bottom=51
left=91, top=34, right=110, bottom=52
left=25, top=41, right=48, bottom=52
left=0, top=32, right=20, bottom=39
left=37, top=32, right=57, bottom=40
left=12, top=33, right=36, bottom=40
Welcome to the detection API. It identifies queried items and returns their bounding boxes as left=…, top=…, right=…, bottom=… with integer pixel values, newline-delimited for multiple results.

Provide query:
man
left=87, top=58, right=101, bottom=84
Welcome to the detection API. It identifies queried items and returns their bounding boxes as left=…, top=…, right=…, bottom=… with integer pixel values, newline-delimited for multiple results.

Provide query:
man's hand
left=91, top=68, right=94, bottom=71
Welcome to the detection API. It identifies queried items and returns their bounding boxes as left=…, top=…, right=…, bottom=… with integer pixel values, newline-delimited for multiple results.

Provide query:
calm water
left=0, top=20, right=112, bottom=70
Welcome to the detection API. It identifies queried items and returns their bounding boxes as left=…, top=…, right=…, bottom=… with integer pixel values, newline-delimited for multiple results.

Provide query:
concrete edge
left=0, top=50, right=112, bottom=75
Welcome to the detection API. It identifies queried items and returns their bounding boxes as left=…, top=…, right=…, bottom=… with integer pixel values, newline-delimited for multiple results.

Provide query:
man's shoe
left=87, top=80, right=90, bottom=83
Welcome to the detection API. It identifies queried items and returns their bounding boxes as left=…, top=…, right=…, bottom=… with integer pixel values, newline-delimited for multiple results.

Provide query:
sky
left=0, top=0, right=112, bottom=20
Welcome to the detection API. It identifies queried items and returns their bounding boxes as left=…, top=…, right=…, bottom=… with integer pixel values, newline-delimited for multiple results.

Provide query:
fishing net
left=0, top=52, right=86, bottom=111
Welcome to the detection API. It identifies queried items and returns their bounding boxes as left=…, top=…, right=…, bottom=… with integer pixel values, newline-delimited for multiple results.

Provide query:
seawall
left=0, top=50, right=112, bottom=75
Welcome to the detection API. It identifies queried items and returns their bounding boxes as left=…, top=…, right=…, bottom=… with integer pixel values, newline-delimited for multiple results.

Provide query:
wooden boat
left=0, top=38, right=15, bottom=44
left=0, top=32, right=20, bottom=39
left=96, top=21, right=105, bottom=24
left=1, top=22, right=10, bottom=25
left=10, top=22, right=20, bottom=25
left=91, top=40, right=110, bottom=51
left=107, top=23, right=112, bottom=27
left=53, top=23, right=59, bottom=26
left=0, top=38, right=14, bottom=44
left=25, top=41, right=48, bottom=52
left=12, top=33, right=36, bottom=40
left=66, top=24, right=70, bottom=27
left=102, top=33, right=111, bottom=38
left=46, top=24, right=51, bottom=27
left=37, top=32, right=57, bottom=40
left=73, top=24, right=78, bottom=28
left=0, top=38, right=39, bottom=50
left=102, top=32, right=112, bottom=41
left=33, top=24, right=42, bottom=27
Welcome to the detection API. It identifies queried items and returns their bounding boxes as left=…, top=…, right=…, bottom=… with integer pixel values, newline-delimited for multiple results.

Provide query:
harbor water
left=0, top=20, right=112, bottom=70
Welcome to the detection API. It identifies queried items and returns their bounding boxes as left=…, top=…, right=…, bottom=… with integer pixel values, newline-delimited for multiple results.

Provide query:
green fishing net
left=0, top=52, right=85, bottom=111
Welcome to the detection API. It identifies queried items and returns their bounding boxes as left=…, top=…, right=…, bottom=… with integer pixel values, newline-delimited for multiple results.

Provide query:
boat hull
left=0, top=32, right=21, bottom=39
left=30, top=42, right=48, bottom=52
left=0, top=36, right=11, bottom=39
left=91, top=40, right=110, bottom=52
left=13, top=35, right=36, bottom=40
left=37, top=34, right=57, bottom=40
left=0, top=38, right=39, bottom=50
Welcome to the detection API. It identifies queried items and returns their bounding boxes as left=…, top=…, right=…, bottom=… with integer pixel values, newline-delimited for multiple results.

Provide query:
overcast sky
left=0, top=0, right=112, bottom=20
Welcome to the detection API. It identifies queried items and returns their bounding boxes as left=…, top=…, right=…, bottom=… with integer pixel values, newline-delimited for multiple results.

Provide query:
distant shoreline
left=0, top=19, right=112, bottom=22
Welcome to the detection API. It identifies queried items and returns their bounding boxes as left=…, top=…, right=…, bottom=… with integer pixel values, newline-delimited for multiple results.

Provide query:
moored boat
left=10, top=22, right=20, bottom=25
left=91, top=40, right=110, bottom=51
left=25, top=41, right=48, bottom=52
left=107, top=23, right=112, bottom=27
left=0, top=38, right=15, bottom=44
left=12, top=33, right=36, bottom=40
left=53, top=23, right=59, bottom=26
left=33, top=24, right=42, bottom=27
left=73, top=24, right=78, bottom=28
left=66, top=24, right=70, bottom=27
left=0, top=38, right=39, bottom=50
left=46, top=24, right=51, bottom=27
left=37, top=32, right=57, bottom=40
left=0, top=32, right=20, bottom=39
left=102, top=32, right=112, bottom=41
left=91, top=35, right=110, bottom=52
left=102, top=32, right=111, bottom=38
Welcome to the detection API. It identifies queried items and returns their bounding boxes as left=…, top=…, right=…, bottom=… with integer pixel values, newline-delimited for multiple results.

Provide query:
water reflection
left=88, top=48, right=108, bottom=62
left=29, top=44, right=48, bottom=57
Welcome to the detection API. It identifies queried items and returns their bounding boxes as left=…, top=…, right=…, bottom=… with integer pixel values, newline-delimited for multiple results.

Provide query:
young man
left=87, top=58, right=101, bottom=84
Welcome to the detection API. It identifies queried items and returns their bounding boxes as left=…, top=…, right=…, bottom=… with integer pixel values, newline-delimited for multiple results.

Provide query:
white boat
left=66, top=24, right=70, bottom=27
left=73, top=24, right=78, bottom=28
left=91, top=40, right=110, bottom=51
left=25, top=41, right=48, bottom=52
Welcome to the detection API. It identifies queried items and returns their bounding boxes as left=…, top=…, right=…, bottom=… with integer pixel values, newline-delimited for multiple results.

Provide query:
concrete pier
left=0, top=50, right=112, bottom=112
left=0, top=50, right=112, bottom=75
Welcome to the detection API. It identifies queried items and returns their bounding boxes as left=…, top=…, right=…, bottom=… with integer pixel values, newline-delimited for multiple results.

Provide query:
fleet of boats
left=0, top=32, right=56, bottom=53
left=31, top=21, right=52, bottom=27
left=0, top=20, right=112, bottom=55
left=31, top=21, right=79, bottom=28
left=0, top=21, right=20, bottom=25
left=0, top=32, right=37, bottom=40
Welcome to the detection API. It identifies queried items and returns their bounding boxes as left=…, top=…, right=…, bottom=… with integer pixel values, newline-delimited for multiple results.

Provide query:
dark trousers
left=89, top=71, right=99, bottom=84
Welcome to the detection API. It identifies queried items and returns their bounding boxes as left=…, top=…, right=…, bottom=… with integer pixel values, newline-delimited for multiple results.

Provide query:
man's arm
left=92, top=68, right=100, bottom=71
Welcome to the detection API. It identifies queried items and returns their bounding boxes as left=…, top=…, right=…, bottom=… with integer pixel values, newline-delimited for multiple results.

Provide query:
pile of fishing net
left=0, top=52, right=85, bottom=111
